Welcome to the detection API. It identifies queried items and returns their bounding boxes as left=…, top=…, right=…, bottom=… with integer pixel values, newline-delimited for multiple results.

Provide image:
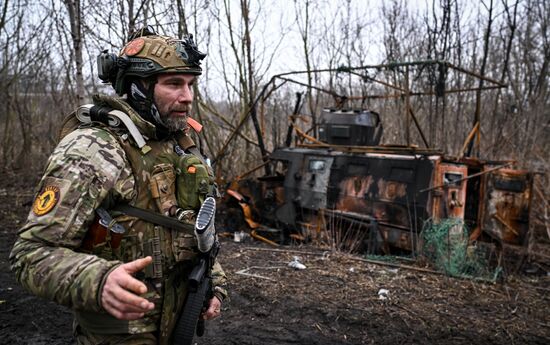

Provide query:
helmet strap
left=127, top=79, right=170, bottom=139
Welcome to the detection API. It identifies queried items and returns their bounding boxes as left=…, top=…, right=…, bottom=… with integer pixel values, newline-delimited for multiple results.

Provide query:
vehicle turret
left=318, top=108, right=383, bottom=146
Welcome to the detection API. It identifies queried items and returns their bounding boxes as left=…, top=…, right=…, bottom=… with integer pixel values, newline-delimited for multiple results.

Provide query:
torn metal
left=219, top=60, right=533, bottom=258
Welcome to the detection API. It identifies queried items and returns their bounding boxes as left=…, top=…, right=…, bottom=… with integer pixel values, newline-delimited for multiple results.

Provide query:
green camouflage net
left=421, top=218, right=501, bottom=280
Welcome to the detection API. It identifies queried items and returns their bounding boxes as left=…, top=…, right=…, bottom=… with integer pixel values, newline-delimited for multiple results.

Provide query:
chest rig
left=70, top=95, right=216, bottom=277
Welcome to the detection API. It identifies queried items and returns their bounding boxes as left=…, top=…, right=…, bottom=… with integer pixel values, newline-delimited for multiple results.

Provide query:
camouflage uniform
left=9, top=94, right=227, bottom=344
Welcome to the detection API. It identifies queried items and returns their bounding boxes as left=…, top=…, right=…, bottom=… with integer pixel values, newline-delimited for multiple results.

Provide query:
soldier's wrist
left=213, top=286, right=228, bottom=303
left=97, top=262, right=123, bottom=311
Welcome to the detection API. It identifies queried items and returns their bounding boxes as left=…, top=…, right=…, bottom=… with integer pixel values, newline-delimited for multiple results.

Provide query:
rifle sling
left=112, top=204, right=194, bottom=234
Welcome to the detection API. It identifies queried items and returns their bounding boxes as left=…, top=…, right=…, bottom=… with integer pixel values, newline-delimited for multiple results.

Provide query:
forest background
left=0, top=2, right=549, bottom=344
left=0, top=0, right=548, bottom=207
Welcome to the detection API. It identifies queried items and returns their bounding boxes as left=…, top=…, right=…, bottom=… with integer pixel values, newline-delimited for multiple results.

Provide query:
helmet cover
left=107, top=26, right=206, bottom=95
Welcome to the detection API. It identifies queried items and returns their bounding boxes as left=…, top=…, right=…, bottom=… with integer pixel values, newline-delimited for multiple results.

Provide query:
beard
left=161, top=115, right=188, bottom=132
left=155, top=103, right=190, bottom=132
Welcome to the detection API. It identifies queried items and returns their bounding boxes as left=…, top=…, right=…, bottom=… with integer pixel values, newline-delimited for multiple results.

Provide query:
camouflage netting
left=421, top=218, right=501, bottom=280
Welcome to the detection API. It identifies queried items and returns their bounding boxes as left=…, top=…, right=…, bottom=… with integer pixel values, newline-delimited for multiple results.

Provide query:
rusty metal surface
left=225, top=145, right=534, bottom=254
left=431, top=162, right=468, bottom=221
left=483, top=168, right=533, bottom=244
left=267, top=147, right=439, bottom=251
left=212, top=56, right=541, bottom=266
left=216, top=60, right=531, bottom=255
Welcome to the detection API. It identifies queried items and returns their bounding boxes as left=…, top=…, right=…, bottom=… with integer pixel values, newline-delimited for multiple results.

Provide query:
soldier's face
left=153, top=73, right=195, bottom=132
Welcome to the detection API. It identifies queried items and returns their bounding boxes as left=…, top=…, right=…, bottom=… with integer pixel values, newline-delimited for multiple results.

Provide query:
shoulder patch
left=32, top=185, right=60, bottom=216
left=30, top=177, right=72, bottom=218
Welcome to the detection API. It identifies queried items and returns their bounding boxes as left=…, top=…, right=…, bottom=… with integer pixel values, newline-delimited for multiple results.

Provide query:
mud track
left=1, top=172, right=549, bottom=344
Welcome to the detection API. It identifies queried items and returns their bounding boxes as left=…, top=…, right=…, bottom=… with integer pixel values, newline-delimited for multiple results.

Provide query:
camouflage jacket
left=9, top=95, right=227, bottom=341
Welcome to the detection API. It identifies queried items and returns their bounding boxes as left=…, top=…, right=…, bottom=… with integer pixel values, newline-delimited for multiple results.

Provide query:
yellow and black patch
left=32, top=185, right=60, bottom=216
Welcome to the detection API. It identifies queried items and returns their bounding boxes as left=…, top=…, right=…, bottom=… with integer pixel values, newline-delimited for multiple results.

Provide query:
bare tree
left=63, top=0, right=85, bottom=104
left=0, top=0, right=547, bottom=191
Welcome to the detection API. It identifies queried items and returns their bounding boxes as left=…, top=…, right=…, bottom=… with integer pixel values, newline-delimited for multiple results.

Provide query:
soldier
left=9, top=26, right=227, bottom=344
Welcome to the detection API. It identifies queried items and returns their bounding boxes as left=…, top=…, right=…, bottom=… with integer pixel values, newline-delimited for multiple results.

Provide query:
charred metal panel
left=380, top=227, right=414, bottom=251
left=295, top=155, right=334, bottom=209
left=270, top=148, right=334, bottom=225
left=328, top=154, right=435, bottom=221
left=431, top=163, right=468, bottom=222
left=318, top=108, right=383, bottom=146
left=464, top=165, right=483, bottom=233
left=326, top=153, right=437, bottom=251
left=483, top=168, right=533, bottom=244
left=265, top=147, right=536, bottom=253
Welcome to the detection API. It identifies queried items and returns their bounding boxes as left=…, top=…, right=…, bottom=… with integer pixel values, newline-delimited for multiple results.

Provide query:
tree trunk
left=63, top=0, right=84, bottom=104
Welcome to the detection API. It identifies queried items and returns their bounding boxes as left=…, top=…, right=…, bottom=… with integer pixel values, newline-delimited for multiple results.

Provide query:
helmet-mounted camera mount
left=174, top=34, right=206, bottom=68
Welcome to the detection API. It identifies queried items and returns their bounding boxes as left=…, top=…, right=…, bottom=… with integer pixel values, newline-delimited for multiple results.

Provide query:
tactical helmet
left=98, top=26, right=206, bottom=95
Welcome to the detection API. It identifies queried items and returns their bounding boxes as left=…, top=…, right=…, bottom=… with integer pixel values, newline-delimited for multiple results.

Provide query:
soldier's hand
left=101, top=256, right=155, bottom=320
left=201, top=296, right=222, bottom=320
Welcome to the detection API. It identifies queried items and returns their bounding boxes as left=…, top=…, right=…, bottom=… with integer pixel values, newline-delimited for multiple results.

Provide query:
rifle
left=173, top=197, right=219, bottom=345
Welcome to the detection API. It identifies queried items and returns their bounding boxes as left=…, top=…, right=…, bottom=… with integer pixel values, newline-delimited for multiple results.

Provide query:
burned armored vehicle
left=222, top=61, right=534, bottom=256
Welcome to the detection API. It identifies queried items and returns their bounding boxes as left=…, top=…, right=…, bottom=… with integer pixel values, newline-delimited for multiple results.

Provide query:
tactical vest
left=66, top=95, right=215, bottom=342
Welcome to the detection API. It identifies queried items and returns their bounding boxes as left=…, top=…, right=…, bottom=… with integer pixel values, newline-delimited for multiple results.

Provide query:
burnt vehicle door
left=431, top=163, right=469, bottom=220
left=296, top=155, right=334, bottom=210
left=482, top=168, right=533, bottom=245
left=269, top=148, right=334, bottom=227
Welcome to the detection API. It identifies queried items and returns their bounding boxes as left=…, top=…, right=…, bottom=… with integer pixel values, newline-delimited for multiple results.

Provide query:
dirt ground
left=1, top=171, right=549, bottom=345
